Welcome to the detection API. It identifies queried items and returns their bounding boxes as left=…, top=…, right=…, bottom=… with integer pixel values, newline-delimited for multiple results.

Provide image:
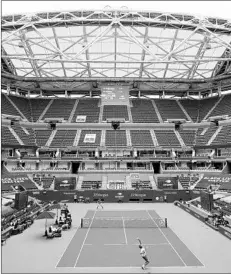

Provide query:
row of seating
left=2, top=94, right=231, bottom=123
left=2, top=126, right=231, bottom=148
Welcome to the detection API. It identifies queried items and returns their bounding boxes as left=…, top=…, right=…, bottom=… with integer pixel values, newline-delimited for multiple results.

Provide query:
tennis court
left=56, top=209, right=203, bottom=270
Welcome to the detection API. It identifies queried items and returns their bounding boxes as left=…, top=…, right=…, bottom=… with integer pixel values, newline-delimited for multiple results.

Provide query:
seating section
left=154, top=130, right=181, bottom=148
left=130, top=130, right=154, bottom=147
left=11, top=125, right=36, bottom=146
left=50, top=130, right=77, bottom=148
left=179, top=130, right=196, bottom=147
left=34, top=130, right=52, bottom=147
left=154, top=99, right=188, bottom=121
left=198, top=97, right=218, bottom=121
left=180, top=100, right=199, bottom=122
left=72, top=99, right=100, bottom=123
left=1, top=94, right=21, bottom=117
left=212, top=125, right=231, bottom=145
left=214, top=200, right=231, bottom=215
left=78, top=130, right=101, bottom=147
left=103, top=105, right=129, bottom=121
left=33, top=176, right=54, bottom=189
left=1, top=176, right=37, bottom=191
left=195, top=125, right=217, bottom=146
left=131, top=99, right=159, bottom=123
left=81, top=181, right=102, bottom=189
left=218, top=181, right=231, bottom=192
left=30, top=99, right=51, bottom=122
left=178, top=174, right=199, bottom=189
left=43, top=99, right=75, bottom=120
left=1, top=126, right=20, bottom=146
left=9, top=95, right=32, bottom=121
left=208, top=94, right=231, bottom=118
left=105, top=130, right=127, bottom=147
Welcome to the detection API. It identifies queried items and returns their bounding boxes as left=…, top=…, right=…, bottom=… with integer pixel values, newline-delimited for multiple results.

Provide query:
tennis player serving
left=137, top=238, right=150, bottom=270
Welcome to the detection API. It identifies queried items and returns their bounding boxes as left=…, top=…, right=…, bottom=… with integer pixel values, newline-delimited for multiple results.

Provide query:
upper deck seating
left=105, top=130, right=127, bottom=147
left=131, top=99, right=159, bottom=123
left=78, top=130, right=101, bottom=147
left=179, top=130, right=196, bottom=147
left=11, top=125, right=36, bottom=146
left=9, top=95, right=32, bottom=121
left=180, top=100, right=199, bottom=122
left=208, top=94, right=231, bottom=118
left=198, top=97, right=218, bottom=122
left=72, top=99, right=100, bottom=123
left=154, top=130, right=181, bottom=148
left=34, top=130, right=52, bottom=147
left=50, top=130, right=77, bottom=148
left=154, top=99, right=188, bottom=121
left=1, top=126, right=20, bottom=146
left=195, top=125, right=217, bottom=146
left=43, top=99, right=75, bottom=120
left=103, top=105, right=129, bottom=121
left=212, top=125, right=231, bottom=145
left=30, top=99, right=51, bottom=122
left=1, top=94, right=21, bottom=117
left=130, top=130, right=154, bottom=147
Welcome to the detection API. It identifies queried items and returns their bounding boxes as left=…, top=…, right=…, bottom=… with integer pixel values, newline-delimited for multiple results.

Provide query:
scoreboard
left=101, top=83, right=130, bottom=106
left=201, top=191, right=213, bottom=212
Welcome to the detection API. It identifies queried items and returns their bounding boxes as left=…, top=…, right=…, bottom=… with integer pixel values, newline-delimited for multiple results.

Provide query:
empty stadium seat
left=130, top=130, right=154, bottom=147
left=72, top=99, right=100, bottom=123
left=103, top=105, right=129, bottom=121
left=131, top=99, right=159, bottom=123
left=43, top=99, right=75, bottom=120
left=105, top=130, right=127, bottom=147
left=154, top=130, right=181, bottom=148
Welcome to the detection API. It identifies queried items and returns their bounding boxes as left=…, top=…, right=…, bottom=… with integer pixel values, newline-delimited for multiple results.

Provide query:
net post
left=165, top=218, right=167, bottom=228
left=80, top=218, right=83, bottom=228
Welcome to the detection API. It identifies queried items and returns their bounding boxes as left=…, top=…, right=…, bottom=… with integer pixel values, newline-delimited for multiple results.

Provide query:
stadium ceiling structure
left=1, top=8, right=231, bottom=97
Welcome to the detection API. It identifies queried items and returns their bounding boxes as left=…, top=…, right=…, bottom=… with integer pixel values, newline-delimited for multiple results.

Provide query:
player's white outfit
left=96, top=200, right=103, bottom=209
left=140, top=247, right=149, bottom=269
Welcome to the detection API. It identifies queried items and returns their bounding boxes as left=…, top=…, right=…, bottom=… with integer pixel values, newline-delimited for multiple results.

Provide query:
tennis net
left=80, top=217, right=167, bottom=228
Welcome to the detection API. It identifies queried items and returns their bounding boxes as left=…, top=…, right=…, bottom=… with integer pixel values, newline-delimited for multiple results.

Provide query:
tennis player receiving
left=137, top=238, right=150, bottom=270
left=96, top=198, right=103, bottom=210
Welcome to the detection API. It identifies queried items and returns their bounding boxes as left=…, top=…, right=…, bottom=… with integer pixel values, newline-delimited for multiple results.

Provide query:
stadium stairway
left=76, top=176, right=83, bottom=189
left=151, top=100, right=163, bottom=123
left=126, top=175, right=132, bottom=189
left=203, top=96, right=224, bottom=120
left=73, top=130, right=81, bottom=147
left=100, top=130, right=106, bottom=147
left=176, top=100, right=193, bottom=122
left=68, top=99, right=79, bottom=122
left=207, top=126, right=223, bottom=145
left=127, top=102, right=133, bottom=122
left=27, top=174, right=43, bottom=190
left=99, top=103, right=104, bottom=122
left=126, top=130, right=132, bottom=146
left=38, top=99, right=54, bottom=121
left=5, top=95, right=27, bottom=120
left=149, top=175, right=157, bottom=189
left=150, top=129, right=159, bottom=146
left=45, top=130, right=57, bottom=147
left=8, top=127, right=24, bottom=145
left=102, top=175, right=108, bottom=189
left=174, top=130, right=185, bottom=147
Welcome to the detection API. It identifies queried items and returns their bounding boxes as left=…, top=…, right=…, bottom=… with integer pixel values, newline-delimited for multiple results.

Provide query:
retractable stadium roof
left=1, top=8, right=231, bottom=97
